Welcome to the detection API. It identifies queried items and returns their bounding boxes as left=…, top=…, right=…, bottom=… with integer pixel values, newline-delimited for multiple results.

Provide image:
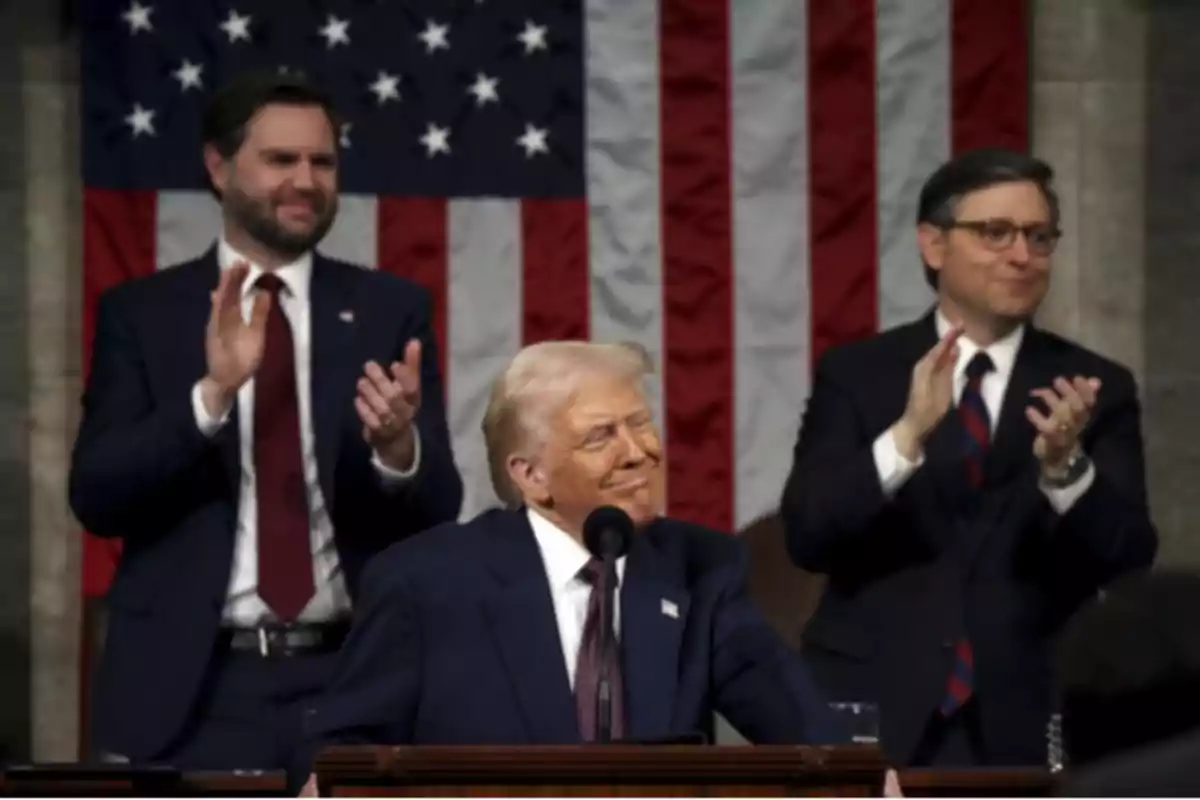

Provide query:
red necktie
left=574, top=559, right=626, bottom=741
left=940, top=351, right=993, bottom=716
left=252, top=273, right=315, bottom=621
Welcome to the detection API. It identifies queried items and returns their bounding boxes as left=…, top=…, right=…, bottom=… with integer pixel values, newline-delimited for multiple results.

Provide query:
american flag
left=80, top=0, right=1028, bottom=598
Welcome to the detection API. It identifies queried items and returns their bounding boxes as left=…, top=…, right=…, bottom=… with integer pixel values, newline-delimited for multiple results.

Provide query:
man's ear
left=203, top=144, right=231, bottom=197
left=506, top=454, right=551, bottom=507
left=916, top=222, right=947, bottom=272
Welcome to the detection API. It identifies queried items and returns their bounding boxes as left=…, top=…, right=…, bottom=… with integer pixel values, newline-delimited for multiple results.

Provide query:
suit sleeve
left=296, top=552, right=422, bottom=781
left=710, top=544, right=847, bottom=745
left=68, top=289, right=217, bottom=539
left=373, top=287, right=463, bottom=530
left=1036, top=365, right=1157, bottom=585
left=780, top=353, right=941, bottom=573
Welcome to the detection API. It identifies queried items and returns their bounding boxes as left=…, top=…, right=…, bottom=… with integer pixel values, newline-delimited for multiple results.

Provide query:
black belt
left=218, top=621, right=350, bottom=658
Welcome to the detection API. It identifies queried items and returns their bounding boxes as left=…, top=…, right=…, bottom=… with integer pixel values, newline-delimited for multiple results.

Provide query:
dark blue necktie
left=940, top=350, right=993, bottom=716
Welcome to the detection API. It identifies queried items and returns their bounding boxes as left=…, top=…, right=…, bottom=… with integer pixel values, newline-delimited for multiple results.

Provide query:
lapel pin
left=339, top=310, right=354, bottom=323
left=660, top=599, right=679, bottom=619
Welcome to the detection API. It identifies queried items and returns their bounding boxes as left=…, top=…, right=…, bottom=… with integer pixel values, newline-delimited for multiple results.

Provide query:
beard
left=225, top=184, right=337, bottom=259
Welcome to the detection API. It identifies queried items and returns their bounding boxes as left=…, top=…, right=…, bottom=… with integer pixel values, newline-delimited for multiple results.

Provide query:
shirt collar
left=527, top=507, right=626, bottom=591
left=217, top=237, right=312, bottom=304
left=935, top=308, right=1024, bottom=383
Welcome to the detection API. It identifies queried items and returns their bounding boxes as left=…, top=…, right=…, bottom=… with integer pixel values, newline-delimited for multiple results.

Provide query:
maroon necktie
left=574, top=559, right=626, bottom=741
left=940, top=351, right=993, bottom=716
left=252, top=273, right=315, bottom=621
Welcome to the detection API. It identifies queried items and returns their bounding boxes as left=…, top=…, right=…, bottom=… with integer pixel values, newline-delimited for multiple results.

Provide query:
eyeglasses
left=944, top=219, right=1062, bottom=256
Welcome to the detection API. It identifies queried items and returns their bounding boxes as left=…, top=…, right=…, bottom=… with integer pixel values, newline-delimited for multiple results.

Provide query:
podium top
left=315, top=743, right=887, bottom=789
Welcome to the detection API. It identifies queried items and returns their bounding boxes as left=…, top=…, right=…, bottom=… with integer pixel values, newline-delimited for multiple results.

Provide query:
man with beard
left=69, top=72, right=463, bottom=772
left=780, top=148, right=1157, bottom=767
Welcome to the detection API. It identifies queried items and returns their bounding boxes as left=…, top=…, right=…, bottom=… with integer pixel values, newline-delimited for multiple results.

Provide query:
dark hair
left=915, top=147, right=1060, bottom=289
left=201, top=71, right=341, bottom=196
left=1056, top=570, right=1200, bottom=767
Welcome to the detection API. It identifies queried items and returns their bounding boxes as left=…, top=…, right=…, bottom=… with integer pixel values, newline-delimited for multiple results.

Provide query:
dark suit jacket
left=68, top=249, right=464, bottom=760
left=1060, top=728, right=1200, bottom=797
left=298, top=508, right=843, bottom=772
left=780, top=312, right=1157, bottom=766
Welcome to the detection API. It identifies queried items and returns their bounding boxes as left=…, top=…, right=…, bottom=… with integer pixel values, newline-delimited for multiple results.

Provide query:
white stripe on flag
left=583, top=0, right=665, bottom=431
left=730, top=0, right=811, bottom=529
left=319, top=194, right=378, bottom=267
left=447, top=199, right=523, bottom=519
left=875, top=0, right=952, bottom=330
left=157, top=191, right=220, bottom=268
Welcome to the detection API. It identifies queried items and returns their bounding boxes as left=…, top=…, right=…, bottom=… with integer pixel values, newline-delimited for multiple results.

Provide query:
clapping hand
left=356, top=339, right=422, bottom=471
left=1028, top=376, right=1100, bottom=474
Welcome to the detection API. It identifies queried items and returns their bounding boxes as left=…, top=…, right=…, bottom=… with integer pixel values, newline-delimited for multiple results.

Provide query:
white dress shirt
left=191, top=238, right=420, bottom=626
left=527, top=508, right=625, bottom=691
left=871, top=310, right=1095, bottom=514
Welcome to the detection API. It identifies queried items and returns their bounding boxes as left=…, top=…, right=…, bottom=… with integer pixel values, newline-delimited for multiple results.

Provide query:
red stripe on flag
left=81, top=188, right=159, bottom=599
left=520, top=198, right=590, bottom=344
left=377, top=198, right=449, bottom=397
left=659, top=0, right=733, bottom=532
left=808, top=0, right=879, bottom=364
left=951, top=0, right=1030, bottom=153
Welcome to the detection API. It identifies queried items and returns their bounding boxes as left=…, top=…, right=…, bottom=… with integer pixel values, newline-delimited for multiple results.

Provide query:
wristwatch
left=1041, top=449, right=1092, bottom=488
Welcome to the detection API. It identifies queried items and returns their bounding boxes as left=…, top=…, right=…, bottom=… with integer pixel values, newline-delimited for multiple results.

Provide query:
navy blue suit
left=69, top=249, right=463, bottom=762
left=781, top=313, right=1157, bottom=766
left=299, top=508, right=842, bottom=769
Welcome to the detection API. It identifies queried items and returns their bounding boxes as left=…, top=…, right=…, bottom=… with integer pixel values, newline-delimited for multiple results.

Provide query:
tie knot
left=578, top=559, right=604, bottom=586
left=255, top=272, right=286, bottom=296
left=966, top=351, right=994, bottom=381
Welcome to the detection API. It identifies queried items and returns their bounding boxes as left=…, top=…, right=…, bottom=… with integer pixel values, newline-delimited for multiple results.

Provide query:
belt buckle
left=257, top=627, right=270, bottom=658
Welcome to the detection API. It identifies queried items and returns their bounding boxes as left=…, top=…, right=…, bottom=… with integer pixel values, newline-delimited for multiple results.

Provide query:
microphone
left=581, top=505, right=634, bottom=744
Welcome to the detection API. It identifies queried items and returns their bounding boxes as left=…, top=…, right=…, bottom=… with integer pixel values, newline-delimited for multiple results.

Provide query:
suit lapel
left=481, top=511, right=580, bottom=743
left=309, top=257, right=359, bottom=505
left=620, top=525, right=689, bottom=740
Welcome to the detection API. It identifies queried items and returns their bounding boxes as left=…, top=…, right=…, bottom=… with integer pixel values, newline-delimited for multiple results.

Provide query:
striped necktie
left=940, top=350, right=993, bottom=716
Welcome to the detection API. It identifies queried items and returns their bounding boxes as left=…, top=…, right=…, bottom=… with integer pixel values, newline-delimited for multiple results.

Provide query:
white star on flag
left=420, top=123, right=450, bottom=157
left=516, top=124, right=549, bottom=157
left=369, top=72, right=401, bottom=105
left=418, top=20, right=450, bottom=54
left=319, top=15, right=350, bottom=48
left=517, top=21, right=548, bottom=54
left=121, top=2, right=152, bottom=34
left=467, top=74, right=499, bottom=107
left=173, top=60, right=203, bottom=91
left=220, top=10, right=251, bottom=43
left=125, top=104, right=155, bottom=137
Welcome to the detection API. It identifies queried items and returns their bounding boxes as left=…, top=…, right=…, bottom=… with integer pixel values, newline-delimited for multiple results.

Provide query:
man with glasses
left=780, top=148, right=1157, bottom=768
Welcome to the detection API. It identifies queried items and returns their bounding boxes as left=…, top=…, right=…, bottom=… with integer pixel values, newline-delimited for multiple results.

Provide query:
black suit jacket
left=780, top=312, right=1157, bottom=766
left=69, top=249, right=464, bottom=760
left=297, top=508, right=843, bottom=776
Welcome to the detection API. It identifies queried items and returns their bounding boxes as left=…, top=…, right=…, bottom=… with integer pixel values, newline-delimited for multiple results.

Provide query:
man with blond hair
left=294, top=340, right=842, bottom=783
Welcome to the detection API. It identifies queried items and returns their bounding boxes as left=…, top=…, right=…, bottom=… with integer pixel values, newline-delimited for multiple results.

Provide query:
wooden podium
left=313, top=744, right=890, bottom=797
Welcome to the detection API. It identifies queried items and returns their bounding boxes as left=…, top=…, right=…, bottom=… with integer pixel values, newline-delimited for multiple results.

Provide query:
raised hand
left=356, top=338, right=422, bottom=471
left=892, top=323, right=964, bottom=460
left=200, top=262, right=270, bottom=416
left=1028, top=375, right=1100, bottom=473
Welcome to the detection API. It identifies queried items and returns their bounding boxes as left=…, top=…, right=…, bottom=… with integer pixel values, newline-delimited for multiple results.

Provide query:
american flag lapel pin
left=661, top=598, right=679, bottom=619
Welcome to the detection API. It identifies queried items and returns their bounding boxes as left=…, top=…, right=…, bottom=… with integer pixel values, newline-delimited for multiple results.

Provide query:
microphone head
left=582, top=505, right=635, bottom=561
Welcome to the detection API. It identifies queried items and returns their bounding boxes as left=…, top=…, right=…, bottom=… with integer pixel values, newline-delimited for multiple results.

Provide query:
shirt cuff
left=1040, top=462, right=1096, bottom=515
left=873, top=427, right=924, bottom=498
left=191, top=381, right=231, bottom=438
left=372, top=426, right=422, bottom=485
